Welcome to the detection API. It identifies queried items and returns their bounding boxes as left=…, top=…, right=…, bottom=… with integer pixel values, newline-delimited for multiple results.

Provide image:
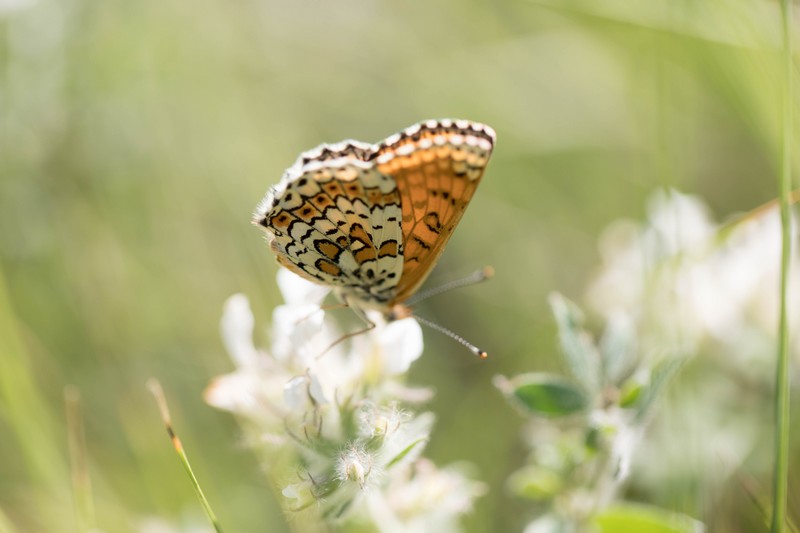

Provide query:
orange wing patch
left=374, top=120, right=495, bottom=305
left=255, top=119, right=494, bottom=314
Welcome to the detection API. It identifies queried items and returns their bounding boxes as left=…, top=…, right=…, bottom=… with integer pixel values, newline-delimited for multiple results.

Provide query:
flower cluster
left=581, top=189, right=800, bottom=506
left=205, top=269, right=484, bottom=530
left=496, top=294, right=691, bottom=532
left=494, top=188, right=796, bottom=531
left=587, top=188, right=799, bottom=366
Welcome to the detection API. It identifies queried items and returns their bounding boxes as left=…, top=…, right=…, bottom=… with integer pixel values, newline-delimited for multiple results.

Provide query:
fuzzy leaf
left=498, top=373, right=589, bottom=417
left=599, top=311, right=636, bottom=385
left=635, top=357, right=686, bottom=422
left=385, top=437, right=427, bottom=469
left=618, top=378, right=644, bottom=408
left=549, top=293, right=600, bottom=393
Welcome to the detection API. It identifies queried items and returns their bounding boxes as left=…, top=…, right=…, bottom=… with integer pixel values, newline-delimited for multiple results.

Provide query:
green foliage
left=498, top=295, right=687, bottom=529
left=549, top=293, right=601, bottom=393
left=497, top=373, right=589, bottom=417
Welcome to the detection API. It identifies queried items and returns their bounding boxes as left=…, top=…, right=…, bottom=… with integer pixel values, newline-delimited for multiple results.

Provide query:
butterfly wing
left=373, top=119, right=495, bottom=305
left=254, top=145, right=404, bottom=307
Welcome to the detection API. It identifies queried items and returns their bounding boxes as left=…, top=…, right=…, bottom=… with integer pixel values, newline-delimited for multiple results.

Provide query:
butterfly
left=253, top=119, right=495, bottom=345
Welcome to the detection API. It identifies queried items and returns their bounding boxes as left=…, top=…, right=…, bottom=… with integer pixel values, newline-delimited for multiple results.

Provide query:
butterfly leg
left=315, top=302, right=376, bottom=360
left=293, top=303, right=349, bottom=327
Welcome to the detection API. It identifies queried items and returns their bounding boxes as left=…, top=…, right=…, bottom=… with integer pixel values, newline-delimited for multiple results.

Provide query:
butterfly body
left=254, top=119, right=495, bottom=319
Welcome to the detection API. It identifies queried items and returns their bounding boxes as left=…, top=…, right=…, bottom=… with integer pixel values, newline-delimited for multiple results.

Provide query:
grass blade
left=771, top=0, right=793, bottom=530
left=147, top=379, right=224, bottom=533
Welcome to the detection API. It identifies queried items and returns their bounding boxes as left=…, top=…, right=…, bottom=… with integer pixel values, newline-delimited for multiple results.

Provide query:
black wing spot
left=424, top=212, right=442, bottom=233
left=413, top=236, right=432, bottom=250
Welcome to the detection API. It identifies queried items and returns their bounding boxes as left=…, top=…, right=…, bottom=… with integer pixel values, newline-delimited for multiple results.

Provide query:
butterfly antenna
left=405, top=266, right=494, bottom=306
left=412, top=314, right=488, bottom=359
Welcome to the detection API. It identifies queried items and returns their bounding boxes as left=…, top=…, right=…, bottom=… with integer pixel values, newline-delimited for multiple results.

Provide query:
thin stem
left=771, top=0, right=793, bottom=530
left=147, top=379, right=224, bottom=533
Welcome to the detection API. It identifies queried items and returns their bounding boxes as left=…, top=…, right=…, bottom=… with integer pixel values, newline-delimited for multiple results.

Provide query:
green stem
left=147, top=380, right=224, bottom=533
left=772, top=0, right=793, bottom=531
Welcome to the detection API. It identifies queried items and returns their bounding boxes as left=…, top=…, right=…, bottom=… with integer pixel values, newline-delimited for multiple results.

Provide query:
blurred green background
left=1, top=0, right=797, bottom=531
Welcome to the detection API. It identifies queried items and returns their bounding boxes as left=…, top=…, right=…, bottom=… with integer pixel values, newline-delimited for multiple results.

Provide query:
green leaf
left=599, top=311, right=636, bottom=385
left=497, top=373, right=589, bottom=417
left=507, top=465, right=564, bottom=500
left=549, top=293, right=600, bottom=393
left=634, top=357, right=686, bottom=422
left=594, top=504, right=704, bottom=533
left=385, top=437, right=427, bottom=469
left=618, top=378, right=644, bottom=408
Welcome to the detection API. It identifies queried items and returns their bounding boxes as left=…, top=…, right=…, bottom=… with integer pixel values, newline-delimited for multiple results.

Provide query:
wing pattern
left=254, top=120, right=495, bottom=312
left=254, top=144, right=403, bottom=308
left=374, top=119, right=495, bottom=305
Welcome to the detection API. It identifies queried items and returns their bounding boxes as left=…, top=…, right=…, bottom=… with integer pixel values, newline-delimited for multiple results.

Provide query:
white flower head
left=644, top=188, right=715, bottom=257
left=336, top=444, right=377, bottom=489
left=587, top=188, right=800, bottom=358
left=207, top=268, right=487, bottom=529
left=281, top=479, right=316, bottom=510
left=357, top=402, right=409, bottom=440
left=367, top=459, right=486, bottom=533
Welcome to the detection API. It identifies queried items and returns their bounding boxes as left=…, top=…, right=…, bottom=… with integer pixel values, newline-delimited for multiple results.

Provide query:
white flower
left=277, top=267, right=330, bottom=306
left=281, top=479, right=316, bottom=509
left=357, top=402, right=408, bottom=440
left=220, top=293, right=260, bottom=368
left=374, top=317, right=424, bottom=376
left=206, top=268, right=481, bottom=529
left=336, top=444, right=376, bottom=489
left=587, top=188, right=800, bottom=358
left=366, top=459, right=486, bottom=533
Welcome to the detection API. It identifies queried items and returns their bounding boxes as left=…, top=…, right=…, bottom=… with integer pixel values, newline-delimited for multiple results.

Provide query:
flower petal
left=284, top=375, right=311, bottom=411
left=220, top=294, right=259, bottom=367
left=204, top=371, right=262, bottom=415
left=277, top=268, right=331, bottom=306
left=271, top=303, right=325, bottom=362
left=378, top=318, right=424, bottom=376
